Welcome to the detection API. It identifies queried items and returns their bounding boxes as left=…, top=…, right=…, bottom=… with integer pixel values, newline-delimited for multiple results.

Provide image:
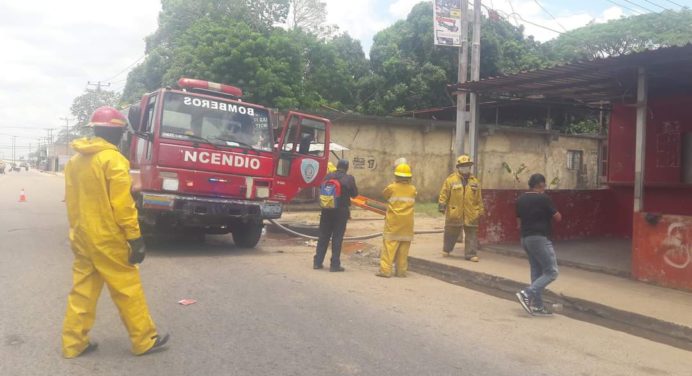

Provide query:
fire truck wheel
left=232, top=222, right=263, bottom=248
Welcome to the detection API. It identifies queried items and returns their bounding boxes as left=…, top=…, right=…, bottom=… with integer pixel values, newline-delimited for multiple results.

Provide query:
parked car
left=19, top=162, right=29, bottom=171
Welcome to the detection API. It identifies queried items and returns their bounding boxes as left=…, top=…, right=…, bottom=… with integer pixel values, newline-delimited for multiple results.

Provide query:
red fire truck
left=125, top=78, right=331, bottom=248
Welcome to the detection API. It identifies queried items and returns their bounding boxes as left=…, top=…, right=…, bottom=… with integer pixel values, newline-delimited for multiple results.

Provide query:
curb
left=482, top=244, right=631, bottom=278
left=409, top=256, right=692, bottom=352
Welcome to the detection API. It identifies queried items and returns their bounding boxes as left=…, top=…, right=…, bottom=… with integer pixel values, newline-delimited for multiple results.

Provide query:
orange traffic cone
left=19, top=189, right=27, bottom=202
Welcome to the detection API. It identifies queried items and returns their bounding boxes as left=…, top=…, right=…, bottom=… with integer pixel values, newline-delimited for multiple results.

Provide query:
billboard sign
left=433, top=0, right=462, bottom=47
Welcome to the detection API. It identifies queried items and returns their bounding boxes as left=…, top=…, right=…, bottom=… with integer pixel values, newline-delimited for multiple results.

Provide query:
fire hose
left=267, top=219, right=444, bottom=241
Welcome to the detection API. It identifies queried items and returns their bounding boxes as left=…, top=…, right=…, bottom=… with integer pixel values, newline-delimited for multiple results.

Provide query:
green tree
left=123, top=0, right=291, bottom=103
left=546, top=9, right=692, bottom=61
left=158, top=19, right=362, bottom=110
left=288, top=0, right=328, bottom=35
left=361, top=1, right=546, bottom=115
left=69, top=89, right=121, bottom=136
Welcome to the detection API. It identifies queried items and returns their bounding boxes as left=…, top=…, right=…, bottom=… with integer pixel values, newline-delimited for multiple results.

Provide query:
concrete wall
left=327, top=114, right=602, bottom=201
left=330, top=116, right=454, bottom=202
left=633, top=213, right=692, bottom=291
left=477, top=127, right=601, bottom=190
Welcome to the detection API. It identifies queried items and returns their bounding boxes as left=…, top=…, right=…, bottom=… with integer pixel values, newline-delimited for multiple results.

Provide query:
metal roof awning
left=452, top=44, right=692, bottom=104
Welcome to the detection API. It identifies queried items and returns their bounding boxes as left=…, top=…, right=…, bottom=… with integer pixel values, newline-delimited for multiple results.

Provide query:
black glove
left=438, top=203, right=446, bottom=213
left=128, top=237, right=147, bottom=265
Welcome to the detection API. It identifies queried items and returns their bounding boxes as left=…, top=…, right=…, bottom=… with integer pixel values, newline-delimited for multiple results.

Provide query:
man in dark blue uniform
left=313, top=159, right=358, bottom=272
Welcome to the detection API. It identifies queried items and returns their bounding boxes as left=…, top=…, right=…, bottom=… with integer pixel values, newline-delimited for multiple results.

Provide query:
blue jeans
left=521, top=236, right=559, bottom=308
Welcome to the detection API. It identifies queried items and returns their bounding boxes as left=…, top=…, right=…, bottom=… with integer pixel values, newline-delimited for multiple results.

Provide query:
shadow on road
left=144, top=234, right=265, bottom=258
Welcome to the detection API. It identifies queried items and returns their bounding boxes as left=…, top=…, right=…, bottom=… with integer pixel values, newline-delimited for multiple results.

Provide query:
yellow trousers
left=379, top=240, right=411, bottom=277
left=62, top=235, right=158, bottom=358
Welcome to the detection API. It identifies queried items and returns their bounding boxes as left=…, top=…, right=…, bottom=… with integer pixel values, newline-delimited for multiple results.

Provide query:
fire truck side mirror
left=128, top=104, right=143, bottom=133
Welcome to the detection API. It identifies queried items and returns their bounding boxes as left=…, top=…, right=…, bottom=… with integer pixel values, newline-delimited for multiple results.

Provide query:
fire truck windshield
left=160, top=92, right=272, bottom=151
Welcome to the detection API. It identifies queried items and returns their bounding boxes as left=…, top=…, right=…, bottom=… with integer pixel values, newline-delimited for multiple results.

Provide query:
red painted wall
left=479, top=189, right=621, bottom=244
left=608, top=96, right=692, bottom=216
left=632, top=213, right=692, bottom=291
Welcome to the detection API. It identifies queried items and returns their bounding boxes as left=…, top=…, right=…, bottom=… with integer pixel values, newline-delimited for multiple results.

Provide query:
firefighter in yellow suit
left=377, top=163, right=417, bottom=278
left=438, top=155, right=485, bottom=262
left=62, top=107, right=168, bottom=358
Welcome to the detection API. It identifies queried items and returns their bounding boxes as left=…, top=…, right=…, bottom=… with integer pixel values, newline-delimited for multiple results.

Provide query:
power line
left=103, top=55, right=145, bottom=83
left=506, top=0, right=522, bottom=27
left=640, top=0, right=670, bottom=10
left=621, top=0, right=657, bottom=12
left=493, top=8, right=564, bottom=34
left=661, top=0, right=683, bottom=7
left=605, top=0, right=646, bottom=14
left=533, top=0, right=568, bottom=32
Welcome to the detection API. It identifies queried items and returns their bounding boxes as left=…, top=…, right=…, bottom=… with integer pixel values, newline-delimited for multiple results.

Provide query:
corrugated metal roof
left=453, top=44, right=692, bottom=103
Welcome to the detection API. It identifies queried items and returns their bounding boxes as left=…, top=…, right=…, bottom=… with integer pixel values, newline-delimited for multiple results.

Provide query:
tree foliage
left=546, top=9, right=692, bottom=61
left=70, top=89, right=121, bottom=128
left=361, top=2, right=547, bottom=115
left=119, top=0, right=692, bottom=120
left=288, top=0, right=328, bottom=35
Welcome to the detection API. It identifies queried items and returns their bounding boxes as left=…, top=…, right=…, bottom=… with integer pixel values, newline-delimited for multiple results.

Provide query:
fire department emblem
left=300, top=159, right=319, bottom=184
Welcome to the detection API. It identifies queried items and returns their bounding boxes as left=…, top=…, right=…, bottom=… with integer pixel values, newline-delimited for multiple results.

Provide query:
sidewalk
left=276, top=209, right=692, bottom=348
left=485, top=238, right=632, bottom=277
left=408, top=233, right=692, bottom=349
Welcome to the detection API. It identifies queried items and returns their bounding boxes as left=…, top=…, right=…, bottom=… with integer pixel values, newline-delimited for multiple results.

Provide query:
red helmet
left=87, top=106, right=127, bottom=128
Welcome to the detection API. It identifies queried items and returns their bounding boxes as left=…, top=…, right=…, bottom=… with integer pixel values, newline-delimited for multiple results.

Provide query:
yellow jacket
left=438, top=172, right=484, bottom=226
left=383, top=180, right=417, bottom=241
left=65, top=137, right=141, bottom=247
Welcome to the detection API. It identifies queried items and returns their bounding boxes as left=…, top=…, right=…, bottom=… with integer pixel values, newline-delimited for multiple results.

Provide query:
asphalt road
left=1, top=170, right=690, bottom=376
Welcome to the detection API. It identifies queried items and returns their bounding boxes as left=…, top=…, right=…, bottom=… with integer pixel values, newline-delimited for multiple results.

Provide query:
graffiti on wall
left=353, top=156, right=377, bottom=170
left=658, top=222, right=691, bottom=269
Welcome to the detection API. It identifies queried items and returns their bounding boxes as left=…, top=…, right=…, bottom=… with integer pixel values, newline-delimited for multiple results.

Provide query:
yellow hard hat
left=327, top=161, right=337, bottom=173
left=394, top=163, right=412, bottom=177
left=456, top=154, right=473, bottom=166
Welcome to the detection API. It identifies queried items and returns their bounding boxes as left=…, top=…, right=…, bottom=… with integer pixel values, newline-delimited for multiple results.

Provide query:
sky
left=1, top=0, right=690, bottom=159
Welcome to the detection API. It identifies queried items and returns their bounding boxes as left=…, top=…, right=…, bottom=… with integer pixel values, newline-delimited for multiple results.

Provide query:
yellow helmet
left=327, top=161, right=337, bottom=173
left=456, top=154, right=473, bottom=166
left=394, top=163, right=412, bottom=177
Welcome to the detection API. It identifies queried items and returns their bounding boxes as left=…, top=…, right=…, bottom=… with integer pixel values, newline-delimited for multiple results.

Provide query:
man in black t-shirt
left=515, top=174, right=562, bottom=316
left=313, top=159, right=358, bottom=272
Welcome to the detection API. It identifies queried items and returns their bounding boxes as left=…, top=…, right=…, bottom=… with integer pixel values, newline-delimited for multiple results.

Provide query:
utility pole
left=87, top=81, right=111, bottom=92
left=45, top=128, right=55, bottom=145
left=45, top=128, right=55, bottom=169
left=454, top=0, right=470, bottom=158
left=60, top=116, right=75, bottom=144
left=468, top=0, right=482, bottom=174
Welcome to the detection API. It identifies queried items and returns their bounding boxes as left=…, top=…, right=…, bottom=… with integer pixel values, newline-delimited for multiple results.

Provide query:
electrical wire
left=605, top=0, right=646, bottom=14
left=493, top=8, right=565, bottom=34
left=103, top=55, right=145, bottom=83
left=533, top=0, right=568, bottom=32
left=661, top=0, right=683, bottom=7
left=505, top=0, right=522, bottom=27
left=620, top=0, right=657, bottom=12
left=640, top=0, right=670, bottom=10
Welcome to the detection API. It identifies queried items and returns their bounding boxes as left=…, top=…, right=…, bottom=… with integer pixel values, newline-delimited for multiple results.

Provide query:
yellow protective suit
left=380, top=180, right=417, bottom=277
left=438, top=172, right=484, bottom=226
left=438, top=172, right=484, bottom=257
left=62, top=137, right=158, bottom=358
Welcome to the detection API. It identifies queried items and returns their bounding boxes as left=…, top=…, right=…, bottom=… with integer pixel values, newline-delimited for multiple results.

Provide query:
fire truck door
left=272, top=112, right=331, bottom=202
